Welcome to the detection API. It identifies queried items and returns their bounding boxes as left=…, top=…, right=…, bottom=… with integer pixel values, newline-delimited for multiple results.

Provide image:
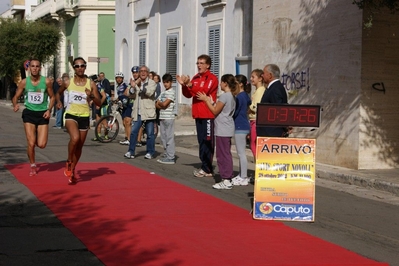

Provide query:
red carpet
left=6, top=162, right=388, bottom=266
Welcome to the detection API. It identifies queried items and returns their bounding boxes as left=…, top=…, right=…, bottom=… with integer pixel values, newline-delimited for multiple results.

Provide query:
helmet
left=115, top=72, right=124, bottom=78
left=131, top=66, right=139, bottom=73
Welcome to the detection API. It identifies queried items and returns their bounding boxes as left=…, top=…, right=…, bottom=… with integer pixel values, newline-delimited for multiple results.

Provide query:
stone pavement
left=2, top=99, right=399, bottom=197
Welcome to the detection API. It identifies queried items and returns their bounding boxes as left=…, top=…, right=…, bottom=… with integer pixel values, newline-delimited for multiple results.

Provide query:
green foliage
left=353, top=0, right=399, bottom=12
left=0, top=18, right=62, bottom=78
left=353, top=0, right=399, bottom=28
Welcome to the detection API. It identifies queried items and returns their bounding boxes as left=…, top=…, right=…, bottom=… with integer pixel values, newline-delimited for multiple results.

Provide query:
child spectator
left=248, top=69, right=265, bottom=159
left=197, top=74, right=238, bottom=189
left=231, top=74, right=251, bottom=186
left=155, top=73, right=176, bottom=164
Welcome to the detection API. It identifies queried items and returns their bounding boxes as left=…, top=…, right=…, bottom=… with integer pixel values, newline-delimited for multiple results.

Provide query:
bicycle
left=94, top=100, right=123, bottom=143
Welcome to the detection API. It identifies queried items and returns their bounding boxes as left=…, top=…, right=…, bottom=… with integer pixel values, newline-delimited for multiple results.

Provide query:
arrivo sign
left=256, top=103, right=321, bottom=128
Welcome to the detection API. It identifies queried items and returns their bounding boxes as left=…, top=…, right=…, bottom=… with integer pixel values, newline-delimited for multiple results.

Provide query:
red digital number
left=268, top=108, right=276, bottom=121
left=298, top=108, right=308, bottom=122
left=279, top=108, right=288, bottom=122
left=308, top=108, right=317, bottom=123
left=289, top=108, right=297, bottom=121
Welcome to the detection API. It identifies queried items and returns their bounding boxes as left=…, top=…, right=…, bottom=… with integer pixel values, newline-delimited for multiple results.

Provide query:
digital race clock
left=256, top=104, right=321, bottom=128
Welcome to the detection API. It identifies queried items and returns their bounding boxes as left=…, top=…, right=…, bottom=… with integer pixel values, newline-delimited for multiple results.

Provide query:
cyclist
left=114, top=72, right=133, bottom=145
left=91, top=74, right=109, bottom=141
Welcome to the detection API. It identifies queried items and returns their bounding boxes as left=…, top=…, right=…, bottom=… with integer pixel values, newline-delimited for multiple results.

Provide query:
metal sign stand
left=253, top=103, right=321, bottom=222
left=88, top=57, right=109, bottom=74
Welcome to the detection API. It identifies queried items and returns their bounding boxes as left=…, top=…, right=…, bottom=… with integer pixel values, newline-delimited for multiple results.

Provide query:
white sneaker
left=232, top=177, right=249, bottom=186
left=119, top=139, right=130, bottom=145
left=144, top=153, right=153, bottom=159
left=231, top=175, right=241, bottom=183
left=124, top=152, right=135, bottom=159
left=212, top=180, right=233, bottom=190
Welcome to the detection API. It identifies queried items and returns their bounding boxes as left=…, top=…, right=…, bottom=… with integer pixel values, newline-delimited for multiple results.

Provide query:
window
left=208, top=25, right=220, bottom=78
left=139, top=38, right=146, bottom=66
left=166, top=35, right=178, bottom=83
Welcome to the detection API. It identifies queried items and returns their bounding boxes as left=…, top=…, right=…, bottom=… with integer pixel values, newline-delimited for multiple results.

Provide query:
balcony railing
left=30, top=0, right=54, bottom=20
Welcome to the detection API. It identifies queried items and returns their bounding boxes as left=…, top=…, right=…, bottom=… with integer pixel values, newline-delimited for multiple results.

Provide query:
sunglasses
left=73, top=64, right=86, bottom=69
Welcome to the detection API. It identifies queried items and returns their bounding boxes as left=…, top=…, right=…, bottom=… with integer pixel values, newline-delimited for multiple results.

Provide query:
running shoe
left=124, top=152, right=135, bottom=159
left=68, top=172, right=77, bottom=185
left=29, top=164, right=37, bottom=176
left=213, top=180, right=233, bottom=190
left=231, top=176, right=250, bottom=186
left=91, top=137, right=99, bottom=141
left=144, top=153, right=153, bottom=159
left=136, top=142, right=143, bottom=147
left=119, top=139, right=130, bottom=145
left=64, top=161, right=72, bottom=178
left=231, top=175, right=241, bottom=183
left=157, top=157, right=175, bottom=164
left=193, top=168, right=213, bottom=177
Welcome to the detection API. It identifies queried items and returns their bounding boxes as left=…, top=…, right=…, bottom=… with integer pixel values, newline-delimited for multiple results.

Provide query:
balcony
left=10, top=0, right=25, bottom=15
left=30, top=0, right=56, bottom=21
left=28, top=0, right=78, bottom=21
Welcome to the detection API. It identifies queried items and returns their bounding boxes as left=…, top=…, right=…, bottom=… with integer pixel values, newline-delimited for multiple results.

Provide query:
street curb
left=316, top=168, right=399, bottom=197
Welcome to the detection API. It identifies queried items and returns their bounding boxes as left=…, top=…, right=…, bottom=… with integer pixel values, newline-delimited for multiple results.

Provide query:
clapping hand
left=176, top=75, right=191, bottom=86
left=130, top=78, right=141, bottom=88
left=196, top=91, right=208, bottom=102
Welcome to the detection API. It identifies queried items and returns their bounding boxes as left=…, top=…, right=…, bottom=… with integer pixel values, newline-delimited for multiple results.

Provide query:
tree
left=0, top=18, right=62, bottom=88
left=353, top=0, right=399, bottom=12
left=353, top=0, right=399, bottom=28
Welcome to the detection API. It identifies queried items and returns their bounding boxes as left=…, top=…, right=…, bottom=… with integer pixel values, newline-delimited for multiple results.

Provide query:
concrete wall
left=253, top=0, right=399, bottom=169
left=252, top=0, right=363, bottom=168
left=359, top=8, right=399, bottom=169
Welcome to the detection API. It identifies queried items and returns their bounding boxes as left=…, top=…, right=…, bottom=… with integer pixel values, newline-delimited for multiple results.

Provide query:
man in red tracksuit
left=177, top=54, right=219, bottom=177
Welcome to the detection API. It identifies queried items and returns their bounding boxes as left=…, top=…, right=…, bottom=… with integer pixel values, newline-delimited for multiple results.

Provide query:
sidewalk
left=174, top=117, right=399, bottom=197
left=2, top=99, right=399, bottom=197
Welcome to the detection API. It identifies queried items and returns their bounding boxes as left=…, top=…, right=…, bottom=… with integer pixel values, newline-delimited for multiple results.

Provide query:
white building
left=114, top=0, right=253, bottom=117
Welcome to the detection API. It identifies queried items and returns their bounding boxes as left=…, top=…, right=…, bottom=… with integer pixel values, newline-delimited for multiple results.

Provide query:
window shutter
left=166, top=35, right=178, bottom=83
left=139, top=39, right=146, bottom=66
left=208, top=26, right=220, bottom=78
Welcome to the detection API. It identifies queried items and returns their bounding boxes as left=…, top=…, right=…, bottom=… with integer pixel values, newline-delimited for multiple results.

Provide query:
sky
left=0, top=1, right=9, bottom=14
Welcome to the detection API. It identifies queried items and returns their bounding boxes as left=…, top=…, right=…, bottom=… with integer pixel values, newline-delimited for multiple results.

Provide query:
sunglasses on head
left=73, top=64, right=86, bottom=69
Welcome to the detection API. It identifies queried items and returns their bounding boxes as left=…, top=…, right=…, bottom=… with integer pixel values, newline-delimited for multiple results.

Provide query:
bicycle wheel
left=95, top=115, right=119, bottom=143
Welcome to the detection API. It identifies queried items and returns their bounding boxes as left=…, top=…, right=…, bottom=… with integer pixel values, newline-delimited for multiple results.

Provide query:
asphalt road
left=1, top=104, right=398, bottom=266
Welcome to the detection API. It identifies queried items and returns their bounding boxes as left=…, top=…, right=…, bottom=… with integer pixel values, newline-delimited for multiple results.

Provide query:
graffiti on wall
left=281, top=68, right=310, bottom=92
left=372, top=82, right=386, bottom=94
left=273, top=18, right=292, bottom=53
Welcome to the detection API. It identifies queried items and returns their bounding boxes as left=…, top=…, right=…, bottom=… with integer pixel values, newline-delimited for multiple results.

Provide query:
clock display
left=256, top=104, right=321, bottom=128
